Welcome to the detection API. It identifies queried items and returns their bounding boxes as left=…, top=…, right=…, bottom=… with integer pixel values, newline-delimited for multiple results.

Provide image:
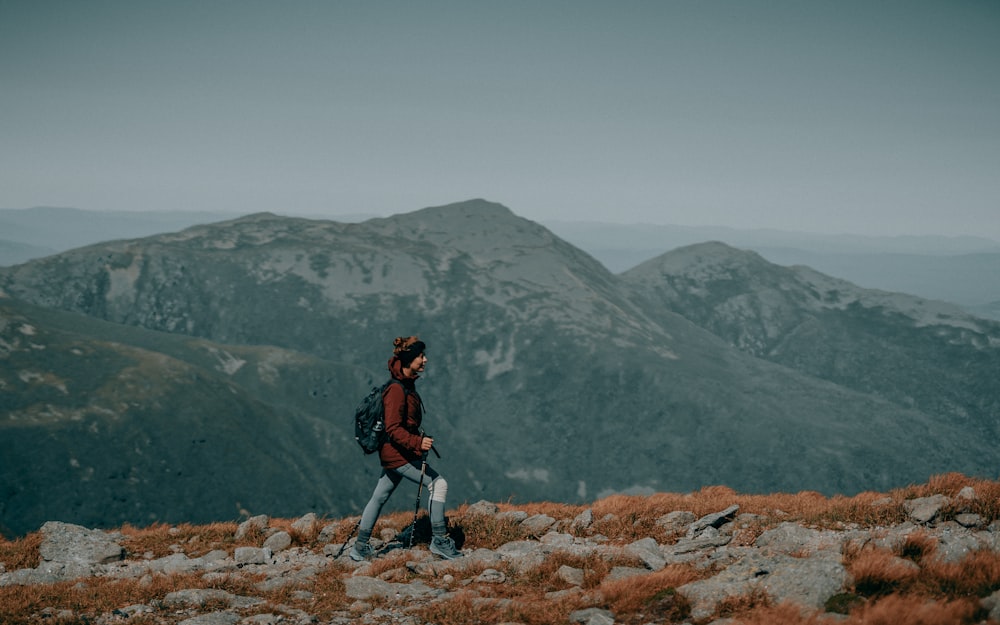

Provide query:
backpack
left=353, top=379, right=406, bottom=454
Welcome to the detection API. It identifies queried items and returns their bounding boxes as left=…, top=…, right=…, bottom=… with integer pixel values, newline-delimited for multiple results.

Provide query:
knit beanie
left=393, top=336, right=426, bottom=367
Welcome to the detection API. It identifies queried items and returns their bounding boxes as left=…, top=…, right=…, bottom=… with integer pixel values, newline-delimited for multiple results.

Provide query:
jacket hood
left=388, top=356, right=420, bottom=383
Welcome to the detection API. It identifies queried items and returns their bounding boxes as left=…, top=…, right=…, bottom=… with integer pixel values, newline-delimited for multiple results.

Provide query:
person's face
left=408, top=353, right=427, bottom=373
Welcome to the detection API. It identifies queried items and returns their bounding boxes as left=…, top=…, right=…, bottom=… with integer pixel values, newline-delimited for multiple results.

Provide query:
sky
left=1, top=1, right=999, bottom=240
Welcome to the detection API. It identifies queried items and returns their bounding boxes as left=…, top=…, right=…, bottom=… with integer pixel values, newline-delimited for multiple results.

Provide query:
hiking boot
left=429, top=535, right=462, bottom=560
left=349, top=541, right=374, bottom=562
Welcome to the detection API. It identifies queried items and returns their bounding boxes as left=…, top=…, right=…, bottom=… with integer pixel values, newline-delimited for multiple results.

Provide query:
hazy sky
left=2, top=1, right=998, bottom=239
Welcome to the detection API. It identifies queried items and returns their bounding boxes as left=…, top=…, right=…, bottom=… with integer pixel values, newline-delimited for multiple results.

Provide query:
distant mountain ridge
left=4, top=205, right=998, bottom=320
left=543, top=220, right=1000, bottom=320
left=2, top=200, right=998, bottom=536
left=622, top=242, right=1000, bottom=443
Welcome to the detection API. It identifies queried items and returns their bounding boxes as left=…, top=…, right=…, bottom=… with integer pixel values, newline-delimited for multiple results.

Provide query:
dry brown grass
left=304, top=561, right=351, bottom=619
left=847, top=548, right=922, bottom=597
left=843, top=525, right=1000, bottom=605
left=727, top=602, right=838, bottom=624
left=414, top=588, right=590, bottom=625
left=360, top=550, right=416, bottom=580
left=0, top=530, right=42, bottom=570
left=413, top=591, right=519, bottom=625
left=0, top=562, right=357, bottom=625
left=844, top=594, right=983, bottom=625
left=449, top=509, right=531, bottom=550
left=3, top=473, right=1000, bottom=625
left=521, top=550, right=642, bottom=593
left=598, top=564, right=704, bottom=615
left=119, top=521, right=241, bottom=558
left=919, top=550, right=1000, bottom=599
left=0, top=571, right=237, bottom=623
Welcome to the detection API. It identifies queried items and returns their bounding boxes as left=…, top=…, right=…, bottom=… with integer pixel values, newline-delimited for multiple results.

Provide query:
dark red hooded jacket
left=379, top=356, right=425, bottom=470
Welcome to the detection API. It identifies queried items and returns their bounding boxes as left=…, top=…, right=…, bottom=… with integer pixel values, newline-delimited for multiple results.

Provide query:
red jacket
left=379, top=356, right=425, bottom=469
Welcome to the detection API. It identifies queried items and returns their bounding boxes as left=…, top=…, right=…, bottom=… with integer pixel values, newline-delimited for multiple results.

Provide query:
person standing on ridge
left=350, top=336, right=462, bottom=561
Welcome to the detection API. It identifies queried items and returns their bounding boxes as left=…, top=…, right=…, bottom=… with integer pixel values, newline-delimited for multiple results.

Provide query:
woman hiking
left=350, top=336, right=462, bottom=561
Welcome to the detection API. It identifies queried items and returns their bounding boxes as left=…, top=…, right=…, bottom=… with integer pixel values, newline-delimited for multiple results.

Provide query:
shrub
left=846, top=594, right=983, bottom=625
left=0, top=530, right=43, bottom=570
left=599, top=564, right=703, bottom=615
left=919, top=549, right=1000, bottom=598
left=451, top=512, right=527, bottom=550
left=847, top=548, right=920, bottom=597
left=895, top=531, right=937, bottom=564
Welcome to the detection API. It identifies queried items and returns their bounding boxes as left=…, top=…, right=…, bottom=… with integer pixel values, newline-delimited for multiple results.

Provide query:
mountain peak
left=364, top=199, right=561, bottom=253
left=416, top=198, right=514, bottom=219
left=376, top=199, right=519, bottom=232
left=626, top=241, right=773, bottom=281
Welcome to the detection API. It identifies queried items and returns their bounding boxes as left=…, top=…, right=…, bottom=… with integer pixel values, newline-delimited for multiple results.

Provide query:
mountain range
left=1, top=199, right=998, bottom=537
left=4, top=205, right=999, bottom=321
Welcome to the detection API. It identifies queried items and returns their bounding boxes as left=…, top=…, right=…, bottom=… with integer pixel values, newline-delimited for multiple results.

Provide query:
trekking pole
left=332, top=517, right=361, bottom=559
left=408, top=453, right=428, bottom=549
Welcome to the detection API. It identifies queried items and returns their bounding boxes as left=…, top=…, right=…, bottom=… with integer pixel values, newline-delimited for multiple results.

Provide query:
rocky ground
left=3, top=492, right=1000, bottom=625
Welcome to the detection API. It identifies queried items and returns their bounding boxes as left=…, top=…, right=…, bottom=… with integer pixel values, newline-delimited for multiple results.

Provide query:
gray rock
left=178, top=613, right=240, bottom=625
left=235, top=547, right=268, bottom=565
left=546, top=586, right=584, bottom=601
left=164, top=588, right=263, bottom=609
left=656, top=510, right=697, bottom=532
left=687, top=505, right=740, bottom=538
left=291, top=513, right=318, bottom=535
left=475, top=568, right=508, bottom=584
left=242, top=615, right=282, bottom=625
left=113, top=604, right=153, bottom=617
left=458, top=547, right=504, bottom=565
left=466, top=500, right=500, bottom=516
left=604, top=566, right=649, bottom=581
left=557, top=565, right=585, bottom=586
left=571, top=508, right=594, bottom=531
left=539, top=531, right=575, bottom=549
left=39, top=521, right=124, bottom=566
left=150, top=553, right=200, bottom=575
left=496, top=540, right=543, bottom=559
left=678, top=551, right=846, bottom=620
left=521, top=514, right=557, bottom=535
left=343, top=576, right=440, bottom=600
left=933, top=528, right=982, bottom=563
left=904, top=495, right=948, bottom=524
left=0, top=567, right=62, bottom=586
left=982, top=589, right=1000, bottom=622
left=955, top=513, right=984, bottom=529
left=625, top=537, right=666, bottom=571
left=317, top=522, right=340, bottom=543
left=235, top=515, right=269, bottom=539
left=497, top=510, right=528, bottom=523
left=263, top=531, right=292, bottom=553
left=754, top=522, right=844, bottom=555
left=569, top=607, right=615, bottom=625
left=256, top=566, right=319, bottom=592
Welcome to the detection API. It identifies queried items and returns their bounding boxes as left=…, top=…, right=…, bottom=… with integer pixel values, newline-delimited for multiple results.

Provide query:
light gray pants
left=359, top=461, right=448, bottom=533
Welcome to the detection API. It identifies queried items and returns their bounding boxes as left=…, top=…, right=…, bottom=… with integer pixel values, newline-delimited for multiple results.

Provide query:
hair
left=393, top=336, right=426, bottom=366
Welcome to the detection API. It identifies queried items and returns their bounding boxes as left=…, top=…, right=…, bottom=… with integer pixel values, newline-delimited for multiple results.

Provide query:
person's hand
left=420, top=436, right=435, bottom=452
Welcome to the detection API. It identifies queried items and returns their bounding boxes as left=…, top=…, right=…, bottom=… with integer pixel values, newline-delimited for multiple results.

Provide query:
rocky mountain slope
left=2, top=200, right=998, bottom=536
left=0, top=296, right=403, bottom=537
left=622, top=242, right=1000, bottom=441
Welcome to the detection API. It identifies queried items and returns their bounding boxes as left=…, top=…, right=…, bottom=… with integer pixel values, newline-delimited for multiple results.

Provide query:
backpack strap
left=384, top=378, right=412, bottom=421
